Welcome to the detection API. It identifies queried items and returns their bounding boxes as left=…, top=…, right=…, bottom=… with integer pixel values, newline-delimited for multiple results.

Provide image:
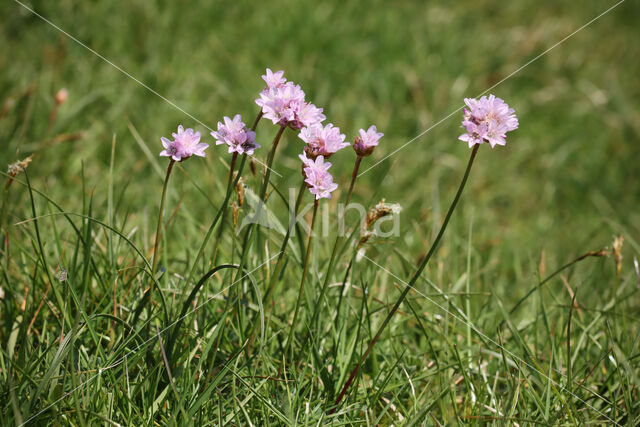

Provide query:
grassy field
left=1, top=0, right=639, bottom=424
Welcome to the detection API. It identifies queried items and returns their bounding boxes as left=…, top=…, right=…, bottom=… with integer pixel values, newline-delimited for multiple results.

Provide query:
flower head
left=299, top=153, right=338, bottom=200
left=7, top=155, right=33, bottom=177
left=211, top=114, right=260, bottom=155
left=459, top=95, right=518, bottom=148
left=161, top=126, right=208, bottom=161
left=256, top=78, right=325, bottom=129
left=299, top=123, right=349, bottom=158
left=288, top=101, right=326, bottom=130
left=262, top=68, right=286, bottom=90
left=353, top=125, right=383, bottom=156
left=160, top=125, right=208, bottom=161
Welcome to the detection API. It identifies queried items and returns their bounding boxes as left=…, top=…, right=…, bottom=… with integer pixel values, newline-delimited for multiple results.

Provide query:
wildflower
left=261, top=68, right=286, bottom=90
left=353, top=125, right=383, bottom=157
left=7, top=155, right=33, bottom=177
left=211, top=115, right=260, bottom=155
left=299, top=153, right=338, bottom=200
left=55, top=88, right=68, bottom=105
left=299, top=123, right=349, bottom=158
left=160, top=125, right=208, bottom=161
left=256, top=81, right=325, bottom=129
left=459, top=95, right=518, bottom=148
left=288, top=101, right=326, bottom=130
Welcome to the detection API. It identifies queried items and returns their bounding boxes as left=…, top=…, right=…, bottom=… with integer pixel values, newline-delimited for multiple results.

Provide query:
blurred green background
left=2, top=0, right=639, bottom=299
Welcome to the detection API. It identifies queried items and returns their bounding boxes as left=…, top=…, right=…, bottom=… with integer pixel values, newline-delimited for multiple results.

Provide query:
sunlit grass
left=1, top=0, right=639, bottom=424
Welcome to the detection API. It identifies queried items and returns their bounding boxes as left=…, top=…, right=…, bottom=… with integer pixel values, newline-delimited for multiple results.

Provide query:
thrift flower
left=299, top=153, right=338, bottom=200
left=288, top=101, right=326, bottom=130
left=459, top=95, right=518, bottom=148
left=256, top=80, right=325, bottom=129
left=211, top=114, right=260, bottom=155
left=299, top=123, right=349, bottom=158
left=353, top=125, right=383, bottom=156
left=262, top=68, right=286, bottom=90
left=160, top=125, right=208, bottom=161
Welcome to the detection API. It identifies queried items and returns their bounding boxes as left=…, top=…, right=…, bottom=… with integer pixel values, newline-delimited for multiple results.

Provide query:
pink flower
left=262, top=68, right=286, bottom=90
left=353, top=125, right=383, bottom=156
left=256, top=82, right=306, bottom=127
left=299, top=123, right=349, bottom=158
left=459, top=95, right=518, bottom=148
left=211, top=114, right=260, bottom=155
left=288, top=101, right=326, bottom=130
left=255, top=79, right=325, bottom=129
left=160, top=125, right=208, bottom=161
left=299, top=153, right=338, bottom=200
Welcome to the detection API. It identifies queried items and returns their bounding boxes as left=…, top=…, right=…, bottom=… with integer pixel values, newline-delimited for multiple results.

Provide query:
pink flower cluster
left=353, top=125, right=383, bottom=157
left=299, top=123, right=349, bottom=158
left=459, top=95, right=518, bottom=148
left=211, top=114, right=260, bottom=155
left=160, top=125, right=209, bottom=161
left=299, top=153, right=338, bottom=200
left=255, top=68, right=325, bottom=130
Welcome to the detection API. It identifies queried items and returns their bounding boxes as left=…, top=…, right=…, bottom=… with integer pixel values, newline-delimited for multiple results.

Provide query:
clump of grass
left=1, top=1, right=639, bottom=424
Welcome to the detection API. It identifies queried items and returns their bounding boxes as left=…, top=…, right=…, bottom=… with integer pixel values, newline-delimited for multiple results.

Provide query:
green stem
left=283, top=198, right=319, bottom=361
left=151, top=160, right=175, bottom=277
left=332, top=145, right=479, bottom=411
left=212, top=152, right=239, bottom=264
left=263, top=179, right=307, bottom=307
left=304, top=155, right=362, bottom=346
left=251, top=110, right=263, bottom=131
left=183, top=155, right=247, bottom=290
left=244, top=179, right=306, bottom=350
left=232, top=126, right=286, bottom=291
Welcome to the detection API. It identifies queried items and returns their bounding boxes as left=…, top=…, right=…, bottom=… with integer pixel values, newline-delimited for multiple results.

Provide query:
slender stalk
left=332, top=145, right=479, bottom=411
left=251, top=110, right=263, bottom=131
left=232, top=125, right=286, bottom=288
left=183, top=155, right=247, bottom=291
left=260, top=126, right=286, bottom=200
left=283, top=199, right=319, bottom=361
left=212, top=152, right=238, bottom=264
left=305, top=155, right=362, bottom=344
left=263, top=179, right=307, bottom=306
left=244, top=179, right=306, bottom=351
left=151, top=160, right=175, bottom=277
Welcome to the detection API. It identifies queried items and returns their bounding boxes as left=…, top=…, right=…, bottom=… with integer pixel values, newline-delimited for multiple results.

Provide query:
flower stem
left=283, top=198, right=319, bottom=362
left=183, top=155, right=247, bottom=290
left=212, top=152, right=238, bottom=264
left=331, top=145, right=479, bottom=411
left=263, top=179, right=307, bottom=306
left=259, top=125, right=285, bottom=200
left=232, top=126, right=287, bottom=290
left=151, top=160, right=175, bottom=277
left=304, top=155, right=362, bottom=346
left=251, top=110, right=263, bottom=131
left=244, top=179, right=306, bottom=351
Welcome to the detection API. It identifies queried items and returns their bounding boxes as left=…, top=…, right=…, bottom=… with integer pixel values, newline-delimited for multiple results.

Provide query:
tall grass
left=1, top=0, right=639, bottom=424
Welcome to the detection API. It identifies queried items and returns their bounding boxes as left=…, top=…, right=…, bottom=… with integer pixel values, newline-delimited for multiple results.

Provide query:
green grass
left=2, top=0, right=640, bottom=424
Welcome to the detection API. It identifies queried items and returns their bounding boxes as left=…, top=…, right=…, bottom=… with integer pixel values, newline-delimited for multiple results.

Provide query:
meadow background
left=1, top=0, right=639, bottom=424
